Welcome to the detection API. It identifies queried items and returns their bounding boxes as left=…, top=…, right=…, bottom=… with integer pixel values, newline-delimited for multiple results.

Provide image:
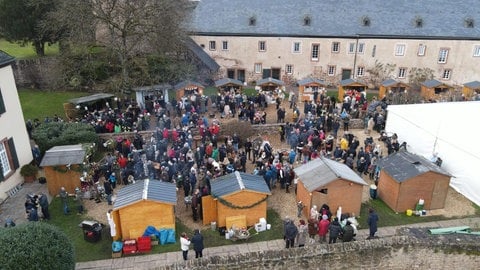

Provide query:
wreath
left=213, top=194, right=268, bottom=209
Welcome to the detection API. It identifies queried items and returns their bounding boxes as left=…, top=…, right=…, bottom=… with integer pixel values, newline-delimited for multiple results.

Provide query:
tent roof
left=377, top=151, right=451, bottom=182
left=297, top=78, right=326, bottom=86
left=210, top=171, right=271, bottom=197
left=113, top=179, right=177, bottom=210
left=421, top=79, right=450, bottom=88
left=68, top=93, right=114, bottom=105
left=340, top=78, right=366, bottom=87
left=256, top=77, right=285, bottom=87
left=463, top=81, right=480, bottom=89
left=294, top=157, right=368, bottom=192
left=174, top=80, right=205, bottom=91
left=0, top=51, right=14, bottom=68
left=40, top=144, right=86, bottom=166
left=133, top=84, right=172, bottom=92
left=215, top=78, right=244, bottom=87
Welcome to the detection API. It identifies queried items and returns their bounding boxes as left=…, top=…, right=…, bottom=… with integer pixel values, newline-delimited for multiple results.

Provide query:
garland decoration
left=52, top=164, right=85, bottom=174
left=213, top=194, right=268, bottom=209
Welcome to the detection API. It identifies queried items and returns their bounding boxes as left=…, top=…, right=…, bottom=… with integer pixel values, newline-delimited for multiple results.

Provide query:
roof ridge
left=143, top=179, right=149, bottom=200
left=235, top=171, right=245, bottom=190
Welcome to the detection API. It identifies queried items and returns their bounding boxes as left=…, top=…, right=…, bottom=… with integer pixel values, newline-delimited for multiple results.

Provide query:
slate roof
left=210, top=171, right=271, bottom=198
left=190, top=0, right=480, bottom=39
left=40, top=145, right=86, bottom=167
left=68, top=93, right=114, bottom=105
left=340, top=78, right=366, bottom=86
left=421, top=79, right=450, bottom=88
left=297, top=78, right=326, bottom=86
left=113, top=179, right=177, bottom=210
left=377, top=151, right=451, bottom=183
left=215, top=78, right=244, bottom=87
left=174, top=80, right=204, bottom=91
left=0, top=51, right=15, bottom=68
left=294, top=157, right=368, bottom=192
left=256, top=77, right=285, bottom=86
left=464, top=81, right=480, bottom=89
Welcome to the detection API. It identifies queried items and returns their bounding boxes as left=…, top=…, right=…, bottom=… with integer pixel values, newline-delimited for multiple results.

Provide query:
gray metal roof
left=421, top=79, right=444, bottom=88
left=190, top=0, right=480, bottom=39
left=113, top=179, right=177, bottom=210
left=256, top=77, right=285, bottom=86
left=185, top=37, right=220, bottom=71
left=382, top=79, right=397, bottom=87
left=40, top=144, right=86, bottom=166
left=297, top=78, right=326, bottom=86
left=210, top=171, right=271, bottom=197
left=68, top=93, right=114, bottom=105
left=214, top=78, right=244, bottom=87
left=294, top=157, right=368, bottom=192
left=0, top=51, right=14, bottom=68
left=340, top=78, right=366, bottom=86
left=464, top=81, right=480, bottom=89
left=377, top=151, right=451, bottom=183
left=174, top=80, right=205, bottom=91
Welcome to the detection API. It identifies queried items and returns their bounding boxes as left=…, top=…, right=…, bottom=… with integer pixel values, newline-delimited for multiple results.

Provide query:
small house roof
left=421, top=79, right=450, bottom=89
left=382, top=79, right=410, bottom=88
left=40, top=144, right=86, bottom=167
left=210, top=171, right=271, bottom=197
left=174, top=80, right=205, bottom=91
left=0, top=51, right=15, bottom=68
left=297, top=78, right=326, bottom=86
left=377, top=151, right=451, bottom=182
left=113, top=179, right=177, bottom=210
left=463, top=81, right=480, bottom=89
left=294, top=157, right=368, bottom=192
left=215, top=78, right=244, bottom=87
left=340, top=78, right=367, bottom=87
left=68, top=93, right=114, bottom=105
left=256, top=77, right=285, bottom=87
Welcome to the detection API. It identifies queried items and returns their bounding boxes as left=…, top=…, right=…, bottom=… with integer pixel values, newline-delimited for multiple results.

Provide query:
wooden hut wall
left=201, top=195, right=218, bottom=226
left=377, top=171, right=401, bottom=212
left=316, top=179, right=364, bottom=216
left=112, top=210, right=122, bottom=241
left=44, top=165, right=82, bottom=196
left=338, top=86, right=345, bottom=101
left=117, top=200, right=175, bottom=239
left=175, top=89, right=184, bottom=100
left=296, top=181, right=313, bottom=218
left=462, top=86, right=479, bottom=99
left=215, top=191, right=268, bottom=228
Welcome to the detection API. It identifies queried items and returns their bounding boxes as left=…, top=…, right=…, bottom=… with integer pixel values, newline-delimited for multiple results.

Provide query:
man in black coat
left=284, top=218, right=298, bottom=248
left=190, top=229, right=204, bottom=258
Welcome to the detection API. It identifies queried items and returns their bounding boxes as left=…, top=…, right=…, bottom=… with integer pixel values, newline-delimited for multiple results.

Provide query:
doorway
left=342, top=69, right=352, bottom=80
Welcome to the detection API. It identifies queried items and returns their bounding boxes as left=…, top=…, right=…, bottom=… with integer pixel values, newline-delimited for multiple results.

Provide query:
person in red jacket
left=317, top=214, right=330, bottom=243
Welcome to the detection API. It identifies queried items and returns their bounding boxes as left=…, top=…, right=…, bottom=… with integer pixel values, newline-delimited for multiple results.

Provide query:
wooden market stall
left=377, top=151, right=451, bottom=213
left=462, top=81, right=480, bottom=100
left=173, top=80, right=204, bottom=101
left=39, top=144, right=86, bottom=196
left=294, top=157, right=368, bottom=217
left=338, top=78, right=367, bottom=102
left=378, top=79, right=410, bottom=99
left=133, top=84, right=172, bottom=112
left=111, top=179, right=177, bottom=240
left=215, top=78, right=244, bottom=95
left=420, top=79, right=452, bottom=100
left=297, top=78, right=327, bottom=102
left=202, top=171, right=271, bottom=229
left=64, top=93, right=114, bottom=120
left=256, top=77, right=285, bottom=92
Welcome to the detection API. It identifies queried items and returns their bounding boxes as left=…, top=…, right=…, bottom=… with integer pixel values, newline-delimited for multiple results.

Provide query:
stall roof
left=133, top=84, right=172, bottom=92
left=174, top=80, right=205, bottom=91
left=340, top=78, right=366, bottom=87
left=215, top=78, right=244, bottom=87
left=294, top=157, right=367, bottom=192
left=113, top=179, right=177, bottom=210
left=297, top=78, right=326, bottom=86
left=464, top=81, right=480, bottom=89
left=40, top=144, right=86, bottom=167
left=382, top=79, right=410, bottom=88
left=0, top=51, right=15, bottom=68
left=256, top=77, right=285, bottom=86
left=421, top=79, right=450, bottom=88
left=185, top=37, right=220, bottom=72
left=68, top=93, right=114, bottom=105
left=210, top=171, right=271, bottom=197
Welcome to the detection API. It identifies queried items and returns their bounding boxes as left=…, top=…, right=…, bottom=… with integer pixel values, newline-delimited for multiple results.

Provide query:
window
left=304, top=16, right=311, bottom=26
left=331, top=42, right=340, bottom=53
left=418, top=44, right=426, bottom=56
left=442, top=69, right=452, bottom=80
left=254, top=63, right=262, bottom=74
left=357, top=66, right=365, bottom=77
left=357, top=43, right=365, bottom=54
left=249, top=17, right=256, bottom=26
left=209, top=41, right=216, bottom=50
left=473, top=45, right=480, bottom=57
left=438, top=48, right=449, bottom=63
left=372, top=45, right=376, bottom=57
left=398, top=68, right=407, bottom=78
left=311, top=44, right=319, bottom=60
left=327, top=65, right=336, bottom=76
left=395, top=44, right=406, bottom=56
left=0, top=89, right=5, bottom=115
left=222, top=41, right=228, bottom=51
left=0, top=138, right=19, bottom=181
left=258, top=41, right=266, bottom=52
left=293, top=42, right=301, bottom=53
left=348, top=42, right=355, bottom=54
left=286, top=64, right=293, bottom=74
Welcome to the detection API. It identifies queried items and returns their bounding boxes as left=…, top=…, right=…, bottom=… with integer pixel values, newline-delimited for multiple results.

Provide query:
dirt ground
left=83, top=98, right=476, bottom=228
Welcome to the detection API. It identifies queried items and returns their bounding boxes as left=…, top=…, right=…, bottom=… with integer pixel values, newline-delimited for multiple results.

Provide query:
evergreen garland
left=213, top=195, right=268, bottom=209
left=52, top=164, right=85, bottom=174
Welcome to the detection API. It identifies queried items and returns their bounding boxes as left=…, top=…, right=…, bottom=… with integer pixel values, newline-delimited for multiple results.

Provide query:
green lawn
left=0, top=39, right=59, bottom=59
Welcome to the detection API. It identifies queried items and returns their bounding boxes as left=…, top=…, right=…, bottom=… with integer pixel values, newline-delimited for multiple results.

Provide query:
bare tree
left=365, top=60, right=396, bottom=88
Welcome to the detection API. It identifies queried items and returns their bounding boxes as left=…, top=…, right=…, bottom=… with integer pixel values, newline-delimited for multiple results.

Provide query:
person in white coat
left=180, top=232, right=191, bottom=260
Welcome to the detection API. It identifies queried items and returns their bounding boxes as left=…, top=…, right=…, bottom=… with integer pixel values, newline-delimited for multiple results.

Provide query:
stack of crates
left=137, top=236, right=152, bottom=253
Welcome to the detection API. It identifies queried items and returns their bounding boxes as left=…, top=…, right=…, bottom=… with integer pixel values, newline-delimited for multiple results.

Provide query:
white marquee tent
left=385, top=101, right=480, bottom=206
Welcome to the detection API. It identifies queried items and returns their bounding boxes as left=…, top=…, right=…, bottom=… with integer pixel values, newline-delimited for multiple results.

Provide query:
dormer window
left=304, top=16, right=311, bottom=26
left=249, top=16, right=256, bottom=26
left=362, top=16, right=371, bottom=27
left=465, top=18, right=474, bottom=28
left=414, top=16, right=423, bottom=28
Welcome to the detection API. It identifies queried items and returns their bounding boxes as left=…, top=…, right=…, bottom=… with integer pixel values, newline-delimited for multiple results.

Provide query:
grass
left=0, top=39, right=59, bottom=59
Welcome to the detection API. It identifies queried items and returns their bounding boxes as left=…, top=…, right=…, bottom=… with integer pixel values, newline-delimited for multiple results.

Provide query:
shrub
left=0, top=222, right=75, bottom=269
left=220, top=120, right=255, bottom=147
left=20, top=163, right=39, bottom=177
left=32, top=122, right=98, bottom=154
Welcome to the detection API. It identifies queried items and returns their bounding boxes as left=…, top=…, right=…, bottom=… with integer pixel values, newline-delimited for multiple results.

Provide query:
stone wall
left=164, top=236, right=480, bottom=270
left=11, top=57, right=58, bottom=89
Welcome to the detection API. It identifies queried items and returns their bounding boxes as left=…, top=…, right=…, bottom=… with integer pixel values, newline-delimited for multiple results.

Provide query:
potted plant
left=20, top=164, right=39, bottom=183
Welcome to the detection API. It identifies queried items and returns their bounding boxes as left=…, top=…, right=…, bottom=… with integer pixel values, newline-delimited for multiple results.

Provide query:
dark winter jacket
left=328, top=220, right=342, bottom=238
left=342, top=224, right=355, bottom=242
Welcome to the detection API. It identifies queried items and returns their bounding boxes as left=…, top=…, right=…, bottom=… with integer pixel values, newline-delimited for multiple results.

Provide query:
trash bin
left=369, top=184, right=377, bottom=199
left=81, top=220, right=102, bottom=242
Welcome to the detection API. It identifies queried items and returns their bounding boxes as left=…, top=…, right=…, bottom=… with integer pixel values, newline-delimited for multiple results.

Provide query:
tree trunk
left=34, top=41, right=45, bottom=57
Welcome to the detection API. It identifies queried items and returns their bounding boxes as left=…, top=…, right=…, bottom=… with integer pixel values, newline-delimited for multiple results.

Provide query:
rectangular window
left=209, top=41, right=216, bottom=50
left=293, top=42, right=301, bottom=53
left=0, top=88, right=5, bottom=115
left=254, top=63, right=262, bottom=74
left=357, top=43, right=365, bottom=54
left=357, top=66, right=365, bottom=77
left=311, top=44, right=319, bottom=60
left=418, top=44, right=426, bottom=56
left=442, top=69, right=452, bottom=80
left=395, top=44, right=406, bottom=56
left=438, top=48, right=449, bottom=63
left=327, top=65, right=336, bottom=76
left=348, top=43, right=355, bottom=54
left=222, top=41, right=228, bottom=51
left=0, top=138, right=19, bottom=181
left=286, top=64, right=293, bottom=74
left=258, top=41, right=266, bottom=52
left=331, top=42, right=340, bottom=53
left=398, top=68, right=407, bottom=78
left=473, top=45, right=480, bottom=57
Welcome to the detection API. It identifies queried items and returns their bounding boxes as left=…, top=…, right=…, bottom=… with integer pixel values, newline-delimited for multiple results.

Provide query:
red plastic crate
left=137, top=236, right=151, bottom=253
left=122, top=239, right=137, bottom=254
